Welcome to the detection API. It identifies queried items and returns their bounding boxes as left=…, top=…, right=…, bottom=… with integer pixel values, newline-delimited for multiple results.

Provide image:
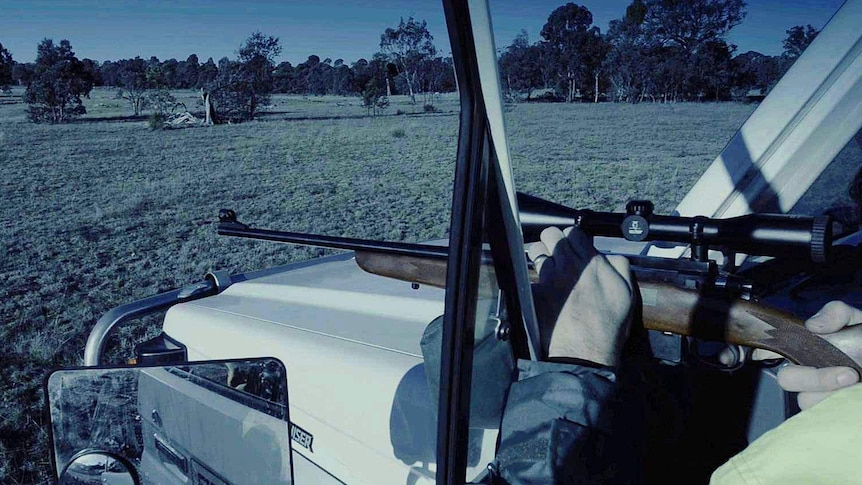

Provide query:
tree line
left=0, top=17, right=452, bottom=124
left=0, top=1, right=822, bottom=124
left=499, top=0, right=819, bottom=103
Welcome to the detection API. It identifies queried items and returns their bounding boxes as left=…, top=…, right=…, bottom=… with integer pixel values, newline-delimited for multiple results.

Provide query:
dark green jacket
left=491, top=360, right=645, bottom=485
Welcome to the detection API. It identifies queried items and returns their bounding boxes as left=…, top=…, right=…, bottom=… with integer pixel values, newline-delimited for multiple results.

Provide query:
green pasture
left=0, top=87, right=754, bottom=483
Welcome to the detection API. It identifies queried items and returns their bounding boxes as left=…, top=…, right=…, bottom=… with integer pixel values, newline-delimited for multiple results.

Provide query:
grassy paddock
left=0, top=88, right=754, bottom=483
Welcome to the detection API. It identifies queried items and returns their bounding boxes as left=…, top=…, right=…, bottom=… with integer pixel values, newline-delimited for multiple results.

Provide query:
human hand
left=777, top=301, right=862, bottom=409
left=527, top=226, right=634, bottom=367
left=721, top=301, right=862, bottom=409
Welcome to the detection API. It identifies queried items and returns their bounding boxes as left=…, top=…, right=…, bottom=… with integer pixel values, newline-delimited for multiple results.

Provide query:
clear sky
left=0, top=0, right=847, bottom=65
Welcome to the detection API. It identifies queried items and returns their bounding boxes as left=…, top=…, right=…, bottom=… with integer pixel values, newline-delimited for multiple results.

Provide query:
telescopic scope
left=517, top=193, right=832, bottom=263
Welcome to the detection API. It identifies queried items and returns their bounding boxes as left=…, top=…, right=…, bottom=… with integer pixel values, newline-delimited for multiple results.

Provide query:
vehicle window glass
left=466, top=260, right=510, bottom=481
left=428, top=218, right=511, bottom=482
left=487, top=1, right=840, bottom=215
left=0, top=2, right=460, bottom=351
left=179, top=360, right=288, bottom=417
left=790, top=128, right=862, bottom=234
left=2, top=2, right=459, bottom=482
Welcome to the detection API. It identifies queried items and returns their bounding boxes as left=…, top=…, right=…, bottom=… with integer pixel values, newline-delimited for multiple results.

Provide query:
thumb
left=777, top=364, right=860, bottom=393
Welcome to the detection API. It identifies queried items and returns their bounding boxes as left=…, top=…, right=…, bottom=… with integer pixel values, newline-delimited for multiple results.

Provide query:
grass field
left=0, top=86, right=755, bottom=483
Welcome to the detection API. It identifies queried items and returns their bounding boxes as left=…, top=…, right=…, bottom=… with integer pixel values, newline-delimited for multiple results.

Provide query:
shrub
left=147, top=89, right=179, bottom=117
left=204, top=33, right=281, bottom=123
left=391, top=128, right=406, bottom=138
left=362, top=78, right=389, bottom=117
left=423, top=104, right=437, bottom=113
left=147, top=112, right=167, bottom=130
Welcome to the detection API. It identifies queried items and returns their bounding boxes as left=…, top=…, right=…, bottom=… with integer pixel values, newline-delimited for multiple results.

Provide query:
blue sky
left=0, top=0, right=847, bottom=64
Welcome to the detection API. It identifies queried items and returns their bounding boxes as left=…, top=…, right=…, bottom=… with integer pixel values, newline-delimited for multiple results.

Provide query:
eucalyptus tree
left=783, top=25, right=818, bottom=60
left=380, top=17, right=436, bottom=103
left=642, top=0, right=746, bottom=55
left=540, top=3, right=599, bottom=103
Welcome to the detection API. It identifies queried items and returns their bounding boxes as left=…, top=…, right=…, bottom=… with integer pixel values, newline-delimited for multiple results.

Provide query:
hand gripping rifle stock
left=354, top=251, right=861, bottom=375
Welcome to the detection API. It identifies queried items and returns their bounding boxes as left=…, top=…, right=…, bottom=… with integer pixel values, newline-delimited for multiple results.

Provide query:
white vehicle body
left=143, top=1, right=862, bottom=484
left=165, top=255, right=450, bottom=484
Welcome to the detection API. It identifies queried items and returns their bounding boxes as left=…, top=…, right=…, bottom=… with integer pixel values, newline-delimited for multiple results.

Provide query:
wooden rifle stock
left=354, top=251, right=861, bottom=374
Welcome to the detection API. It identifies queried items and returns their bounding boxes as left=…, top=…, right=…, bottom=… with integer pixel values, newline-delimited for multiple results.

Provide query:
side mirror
left=46, top=358, right=293, bottom=484
left=59, top=450, right=139, bottom=485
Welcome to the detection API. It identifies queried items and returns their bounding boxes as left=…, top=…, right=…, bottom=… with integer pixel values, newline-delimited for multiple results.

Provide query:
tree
left=25, top=39, right=94, bottom=123
left=236, top=31, right=281, bottom=118
left=731, top=50, right=781, bottom=95
left=0, top=42, right=13, bottom=91
left=293, top=55, right=320, bottom=94
left=98, top=60, right=121, bottom=87
left=329, top=59, right=354, bottom=96
left=160, top=58, right=179, bottom=88
left=380, top=17, right=436, bottom=103
left=147, top=88, right=178, bottom=117
left=306, top=57, right=333, bottom=95
left=540, top=3, right=599, bottom=102
left=115, top=57, right=150, bottom=115
left=80, top=58, right=101, bottom=86
left=206, top=32, right=281, bottom=122
left=604, top=0, right=746, bottom=102
left=605, top=1, right=654, bottom=102
left=352, top=54, right=389, bottom=97
left=144, top=62, right=178, bottom=116
left=272, top=61, right=295, bottom=93
left=642, top=0, right=747, bottom=55
left=416, top=56, right=455, bottom=104
left=499, top=30, right=543, bottom=101
left=198, top=57, right=218, bottom=87
left=177, top=54, right=200, bottom=88
left=782, top=24, right=818, bottom=60
left=12, top=62, right=35, bottom=87
left=692, top=40, right=735, bottom=100
left=361, top=77, right=389, bottom=116
left=582, top=30, right=611, bottom=102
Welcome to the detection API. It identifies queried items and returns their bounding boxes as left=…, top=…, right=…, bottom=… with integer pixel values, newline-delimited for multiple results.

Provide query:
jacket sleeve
left=491, top=359, right=645, bottom=485
left=709, top=383, right=862, bottom=485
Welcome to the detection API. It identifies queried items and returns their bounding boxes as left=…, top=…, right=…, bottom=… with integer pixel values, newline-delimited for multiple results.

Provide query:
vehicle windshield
left=791, top=128, right=862, bottom=235
left=473, top=1, right=862, bottom=483
left=489, top=0, right=847, bottom=218
left=462, top=1, right=862, bottom=483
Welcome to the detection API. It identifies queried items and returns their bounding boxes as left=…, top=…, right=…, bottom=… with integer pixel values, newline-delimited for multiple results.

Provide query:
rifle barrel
left=218, top=224, right=451, bottom=260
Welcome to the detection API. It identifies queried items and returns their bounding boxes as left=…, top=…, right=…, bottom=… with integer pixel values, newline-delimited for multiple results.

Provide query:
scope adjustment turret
left=626, top=200, right=654, bottom=217
left=810, top=215, right=831, bottom=263
left=622, top=200, right=654, bottom=241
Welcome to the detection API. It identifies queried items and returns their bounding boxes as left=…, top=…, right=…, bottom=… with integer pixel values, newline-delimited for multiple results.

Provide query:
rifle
left=216, top=196, right=861, bottom=375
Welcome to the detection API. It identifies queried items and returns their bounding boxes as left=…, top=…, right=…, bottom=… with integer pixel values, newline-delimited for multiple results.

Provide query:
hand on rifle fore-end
left=721, top=300, right=862, bottom=410
left=528, top=226, right=635, bottom=367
